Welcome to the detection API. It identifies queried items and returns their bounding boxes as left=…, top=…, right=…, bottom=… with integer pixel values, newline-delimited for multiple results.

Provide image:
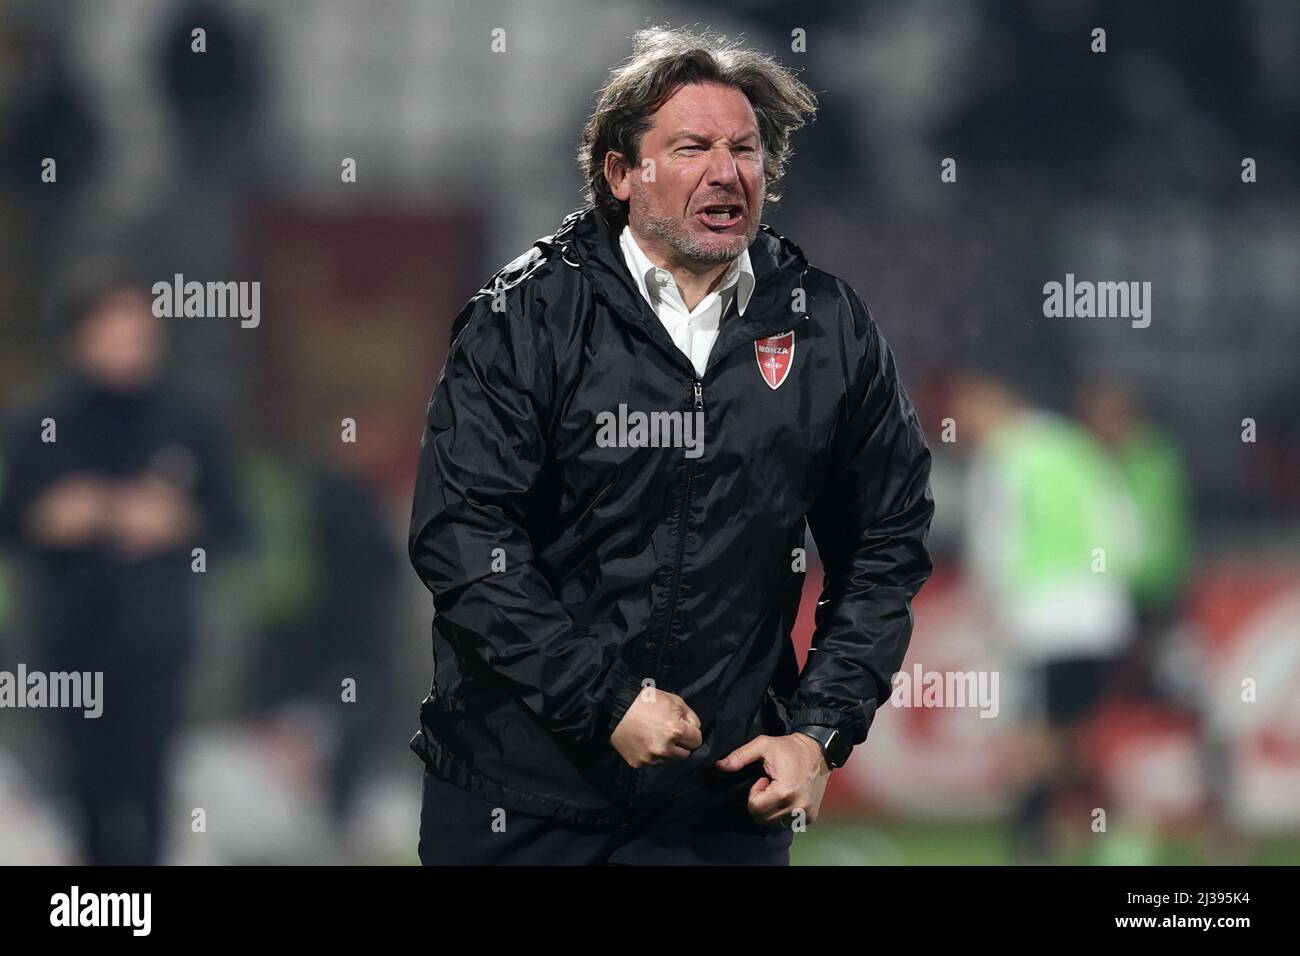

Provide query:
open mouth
left=695, top=204, right=744, bottom=229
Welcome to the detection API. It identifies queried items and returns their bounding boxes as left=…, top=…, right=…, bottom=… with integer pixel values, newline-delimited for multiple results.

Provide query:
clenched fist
left=610, top=685, right=702, bottom=768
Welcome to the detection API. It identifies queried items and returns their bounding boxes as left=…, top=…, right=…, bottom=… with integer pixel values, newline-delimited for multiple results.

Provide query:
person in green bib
left=1077, top=378, right=1194, bottom=699
left=955, top=369, right=1139, bottom=864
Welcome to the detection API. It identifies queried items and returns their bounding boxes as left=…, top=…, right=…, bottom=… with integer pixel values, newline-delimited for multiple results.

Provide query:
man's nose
left=705, top=147, right=740, bottom=187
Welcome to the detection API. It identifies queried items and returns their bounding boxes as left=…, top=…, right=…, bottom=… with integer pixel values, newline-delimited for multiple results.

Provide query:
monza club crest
left=754, top=330, right=795, bottom=389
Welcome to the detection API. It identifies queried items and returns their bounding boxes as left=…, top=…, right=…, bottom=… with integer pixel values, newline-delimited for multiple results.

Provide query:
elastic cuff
left=602, top=657, right=645, bottom=737
left=787, top=707, right=871, bottom=746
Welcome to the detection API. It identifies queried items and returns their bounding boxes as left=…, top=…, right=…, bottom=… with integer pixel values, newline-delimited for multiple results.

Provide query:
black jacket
left=408, top=205, right=935, bottom=827
left=0, top=373, right=244, bottom=667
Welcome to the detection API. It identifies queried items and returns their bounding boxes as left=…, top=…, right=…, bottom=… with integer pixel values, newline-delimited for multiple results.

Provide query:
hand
left=106, top=475, right=199, bottom=559
left=715, top=733, right=831, bottom=828
left=610, top=684, right=703, bottom=768
left=24, top=474, right=111, bottom=548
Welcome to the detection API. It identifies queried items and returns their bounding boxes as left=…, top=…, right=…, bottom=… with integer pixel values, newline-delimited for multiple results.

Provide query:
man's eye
left=678, top=146, right=704, bottom=154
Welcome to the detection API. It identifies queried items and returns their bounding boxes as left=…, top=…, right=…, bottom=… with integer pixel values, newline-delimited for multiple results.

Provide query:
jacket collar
left=618, top=222, right=756, bottom=318
left=547, top=206, right=811, bottom=379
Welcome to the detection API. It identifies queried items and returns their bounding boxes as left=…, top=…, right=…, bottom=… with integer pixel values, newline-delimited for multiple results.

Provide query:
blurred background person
left=1076, top=376, right=1194, bottom=701
left=241, top=399, right=403, bottom=838
left=1073, top=376, right=1240, bottom=861
left=953, top=369, right=1139, bottom=864
left=0, top=264, right=243, bottom=864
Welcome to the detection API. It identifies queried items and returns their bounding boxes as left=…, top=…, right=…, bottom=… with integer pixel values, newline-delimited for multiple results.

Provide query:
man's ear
left=603, top=150, right=632, bottom=202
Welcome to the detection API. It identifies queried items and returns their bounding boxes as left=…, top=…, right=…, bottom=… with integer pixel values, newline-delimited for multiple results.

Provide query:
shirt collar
left=618, top=223, right=755, bottom=316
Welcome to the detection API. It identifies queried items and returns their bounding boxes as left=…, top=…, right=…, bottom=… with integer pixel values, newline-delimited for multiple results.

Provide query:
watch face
left=825, top=730, right=851, bottom=767
left=799, top=726, right=849, bottom=767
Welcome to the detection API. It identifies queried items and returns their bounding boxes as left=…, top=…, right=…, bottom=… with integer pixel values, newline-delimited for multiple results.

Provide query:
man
left=409, top=27, right=935, bottom=865
left=0, top=265, right=243, bottom=864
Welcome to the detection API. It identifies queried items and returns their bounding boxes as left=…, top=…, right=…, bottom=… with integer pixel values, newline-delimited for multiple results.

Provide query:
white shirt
left=618, top=224, right=756, bottom=378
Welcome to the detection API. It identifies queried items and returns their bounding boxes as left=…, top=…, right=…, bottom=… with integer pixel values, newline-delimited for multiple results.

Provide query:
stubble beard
left=639, top=209, right=760, bottom=268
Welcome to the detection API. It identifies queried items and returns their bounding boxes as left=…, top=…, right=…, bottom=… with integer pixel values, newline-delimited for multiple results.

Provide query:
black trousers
left=417, top=768, right=793, bottom=865
left=47, top=651, right=185, bottom=866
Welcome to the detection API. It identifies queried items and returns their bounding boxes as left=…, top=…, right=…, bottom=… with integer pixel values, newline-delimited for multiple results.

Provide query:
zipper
left=619, top=377, right=704, bottom=811
left=651, top=377, right=703, bottom=710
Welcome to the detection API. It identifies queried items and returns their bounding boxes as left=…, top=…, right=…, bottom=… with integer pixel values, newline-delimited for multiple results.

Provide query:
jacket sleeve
left=793, top=287, right=935, bottom=755
left=408, top=281, right=643, bottom=755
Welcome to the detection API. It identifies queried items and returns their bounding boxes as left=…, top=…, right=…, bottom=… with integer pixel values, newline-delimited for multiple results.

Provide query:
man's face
left=612, top=81, right=764, bottom=269
left=71, top=288, right=164, bottom=392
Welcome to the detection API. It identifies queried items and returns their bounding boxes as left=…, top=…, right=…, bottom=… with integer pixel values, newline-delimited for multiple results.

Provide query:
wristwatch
left=793, top=724, right=853, bottom=769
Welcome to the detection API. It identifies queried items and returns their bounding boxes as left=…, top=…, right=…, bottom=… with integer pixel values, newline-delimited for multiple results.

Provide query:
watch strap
left=793, top=723, right=850, bottom=768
